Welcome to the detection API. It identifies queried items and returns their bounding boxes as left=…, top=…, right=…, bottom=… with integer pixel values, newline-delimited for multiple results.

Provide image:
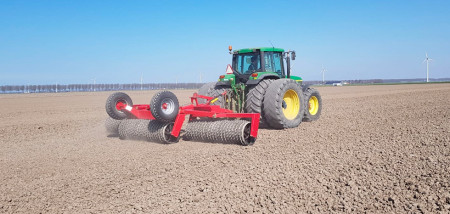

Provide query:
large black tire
left=245, top=79, right=275, bottom=127
left=263, top=79, right=305, bottom=129
left=207, top=85, right=232, bottom=108
left=150, top=91, right=179, bottom=123
left=303, top=88, right=322, bottom=122
left=105, top=92, right=133, bottom=120
left=197, top=82, right=216, bottom=104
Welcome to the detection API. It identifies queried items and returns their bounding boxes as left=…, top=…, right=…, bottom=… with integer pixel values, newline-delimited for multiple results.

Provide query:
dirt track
left=1, top=84, right=449, bottom=213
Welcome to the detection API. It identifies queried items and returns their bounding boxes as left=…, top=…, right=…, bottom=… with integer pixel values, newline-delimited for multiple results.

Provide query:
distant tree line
left=4, top=78, right=436, bottom=94
left=304, top=79, right=383, bottom=85
left=0, top=83, right=204, bottom=94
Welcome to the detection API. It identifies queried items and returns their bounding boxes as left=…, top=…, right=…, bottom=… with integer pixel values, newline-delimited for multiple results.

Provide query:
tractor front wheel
left=263, top=79, right=305, bottom=129
left=150, top=91, right=180, bottom=123
left=303, top=88, right=322, bottom=122
left=105, top=92, right=133, bottom=120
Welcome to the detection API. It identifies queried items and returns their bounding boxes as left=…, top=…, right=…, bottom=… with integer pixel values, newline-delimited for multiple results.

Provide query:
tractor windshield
left=232, top=53, right=260, bottom=74
left=263, top=52, right=284, bottom=76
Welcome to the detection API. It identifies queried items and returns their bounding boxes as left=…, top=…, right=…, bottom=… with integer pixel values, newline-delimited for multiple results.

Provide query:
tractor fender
left=246, top=74, right=280, bottom=86
left=216, top=81, right=231, bottom=87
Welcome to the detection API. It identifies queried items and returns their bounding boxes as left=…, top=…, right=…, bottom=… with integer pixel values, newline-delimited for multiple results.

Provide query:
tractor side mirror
left=291, top=51, right=296, bottom=60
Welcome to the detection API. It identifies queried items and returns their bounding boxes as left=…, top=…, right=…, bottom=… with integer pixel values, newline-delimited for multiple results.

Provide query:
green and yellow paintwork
left=308, top=96, right=319, bottom=115
left=282, top=89, right=300, bottom=119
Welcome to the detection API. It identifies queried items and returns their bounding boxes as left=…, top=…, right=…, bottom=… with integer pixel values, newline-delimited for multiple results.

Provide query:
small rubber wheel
left=105, top=92, right=133, bottom=120
left=150, top=91, right=179, bottom=123
left=303, top=88, right=322, bottom=122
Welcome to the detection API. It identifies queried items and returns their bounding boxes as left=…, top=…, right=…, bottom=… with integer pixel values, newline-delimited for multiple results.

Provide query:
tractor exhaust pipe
left=286, top=53, right=291, bottom=78
left=285, top=50, right=295, bottom=78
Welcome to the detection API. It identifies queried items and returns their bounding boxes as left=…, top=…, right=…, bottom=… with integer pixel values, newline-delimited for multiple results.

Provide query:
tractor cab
left=231, top=47, right=286, bottom=84
left=218, top=47, right=298, bottom=87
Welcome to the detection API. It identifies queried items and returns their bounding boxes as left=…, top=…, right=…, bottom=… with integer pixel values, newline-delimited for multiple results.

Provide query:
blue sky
left=0, top=0, right=449, bottom=85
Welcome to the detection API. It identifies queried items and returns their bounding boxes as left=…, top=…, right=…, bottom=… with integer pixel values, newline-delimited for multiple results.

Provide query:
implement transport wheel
left=150, top=91, right=179, bottom=123
left=245, top=79, right=275, bottom=127
left=303, top=88, right=322, bottom=122
left=105, top=92, right=133, bottom=120
left=197, top=82, right=216, bottom=104
left=263, top=79, right=305, bottom=129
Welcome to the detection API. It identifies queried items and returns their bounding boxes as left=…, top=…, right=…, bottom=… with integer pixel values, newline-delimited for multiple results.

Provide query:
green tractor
left=198, top=46, right=322, bottom=129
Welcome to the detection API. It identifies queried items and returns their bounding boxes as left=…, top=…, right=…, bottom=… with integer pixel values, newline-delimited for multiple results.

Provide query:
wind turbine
left=91, top=79, right=96, bottom=91
left=140, top=72, right=143, bottom=90
left=321, top=65, right=327, bottom=85
left=423, top=53, right=432, bottom=82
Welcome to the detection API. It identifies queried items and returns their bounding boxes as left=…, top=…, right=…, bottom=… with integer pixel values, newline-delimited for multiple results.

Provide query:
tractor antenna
left=423, top=53, right=432, bottom=82
left=269, top=40, right=275, bottom=49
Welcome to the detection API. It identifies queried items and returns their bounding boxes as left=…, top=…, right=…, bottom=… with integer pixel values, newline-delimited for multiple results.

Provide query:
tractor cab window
left=264, top=52, right=284, bottom=76
left=233, top=53, right=260, bottom=74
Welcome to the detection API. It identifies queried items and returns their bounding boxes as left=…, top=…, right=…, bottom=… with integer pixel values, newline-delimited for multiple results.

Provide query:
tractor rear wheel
left=263, top=79, right=305, bottom=129
left=303, top=88, right=322, bottom=122
left=207, top=85, right=232, bottom=108
left=150, top=91, right=179, bottom=123
left=245, top=79, right=275, bottom=127
left=197, top=82, right=216, bottom=104
left=105, top=92, right=133, bottom=120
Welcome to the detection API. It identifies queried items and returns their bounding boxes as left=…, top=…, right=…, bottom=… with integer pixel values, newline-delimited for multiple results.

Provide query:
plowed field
left=1, top=83, right=449, bottom=213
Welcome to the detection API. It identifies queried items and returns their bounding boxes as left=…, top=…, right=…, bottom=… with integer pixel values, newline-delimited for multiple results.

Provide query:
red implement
left=115, top=93, right=260, bottom=139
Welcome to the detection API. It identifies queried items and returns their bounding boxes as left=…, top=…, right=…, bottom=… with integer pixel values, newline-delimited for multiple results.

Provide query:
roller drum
left=184, top=120, right=255, bottom=146
left=118, top=119, right=178, bottom=144
left=105, top=117, right=121, bottom=135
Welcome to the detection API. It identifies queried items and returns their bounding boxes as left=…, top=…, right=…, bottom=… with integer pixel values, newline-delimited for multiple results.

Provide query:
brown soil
left=1, top=84, right=449, bottom=213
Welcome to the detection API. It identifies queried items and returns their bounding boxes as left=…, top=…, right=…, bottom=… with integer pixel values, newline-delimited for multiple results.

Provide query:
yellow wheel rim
left=282, top=89, right=300, bottom=120
left=308, top=96, right=319, bottom=115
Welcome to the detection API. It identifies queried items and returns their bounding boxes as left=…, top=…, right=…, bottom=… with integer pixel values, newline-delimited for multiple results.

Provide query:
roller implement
left=105, top=46, right=322, bottom=145
left=105, top=91, right=259, bottom=146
